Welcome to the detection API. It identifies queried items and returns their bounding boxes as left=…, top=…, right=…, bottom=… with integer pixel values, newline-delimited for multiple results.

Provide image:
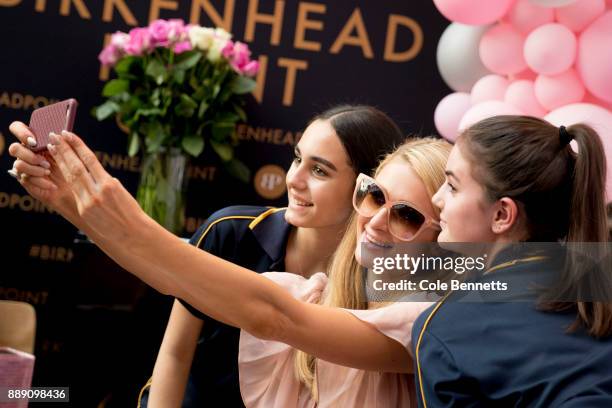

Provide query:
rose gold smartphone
left=28, top=99, right=78, bottom=152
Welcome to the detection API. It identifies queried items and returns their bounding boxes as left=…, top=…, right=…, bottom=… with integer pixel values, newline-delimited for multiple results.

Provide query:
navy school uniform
left=413, top=249, right=612, bottom=407
left=138, top=206, right=291, bottom=408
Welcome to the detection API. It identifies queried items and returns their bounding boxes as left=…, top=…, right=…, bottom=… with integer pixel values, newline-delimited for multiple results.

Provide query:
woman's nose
left=367, top=206, right=389, bottom=231
left=286, top=162, right=307, bottom=190
left=432, top=185, right=444, bottom=210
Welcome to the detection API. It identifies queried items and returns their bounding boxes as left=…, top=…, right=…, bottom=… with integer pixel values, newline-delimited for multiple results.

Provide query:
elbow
left=244, top=304, right=293, bottom=342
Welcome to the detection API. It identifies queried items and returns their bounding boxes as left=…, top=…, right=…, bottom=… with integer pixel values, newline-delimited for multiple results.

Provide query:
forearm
left=148, top=356, right=191, bottom=408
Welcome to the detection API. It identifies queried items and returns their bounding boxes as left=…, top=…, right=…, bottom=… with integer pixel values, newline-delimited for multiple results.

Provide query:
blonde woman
left=9, top=129, right=450, bottom=406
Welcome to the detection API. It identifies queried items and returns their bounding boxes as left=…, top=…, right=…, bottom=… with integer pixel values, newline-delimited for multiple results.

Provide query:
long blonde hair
left=294, top=137, right=452, bottom=397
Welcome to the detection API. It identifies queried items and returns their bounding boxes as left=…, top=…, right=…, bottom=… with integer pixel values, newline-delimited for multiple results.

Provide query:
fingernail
left=47, top=144, right=56, bottom=153
left=44, top=169, right=51, bottom=176
left=40, top=160, right=51, bottom=169
left=26, top=137, right=37, bottom=147
left=49, top=133, right=60, bottom=145
left=7, top=169, right=18, bottom=179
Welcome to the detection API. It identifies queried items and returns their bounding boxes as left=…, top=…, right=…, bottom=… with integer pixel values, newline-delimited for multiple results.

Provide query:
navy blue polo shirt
left=139, top=205, right=291, bottom=408
left=413, top=250, right=612, bottom=407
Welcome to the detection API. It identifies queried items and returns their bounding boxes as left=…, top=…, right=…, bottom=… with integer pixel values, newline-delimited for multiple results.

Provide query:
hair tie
left=559, top=126, right=573, bottom=146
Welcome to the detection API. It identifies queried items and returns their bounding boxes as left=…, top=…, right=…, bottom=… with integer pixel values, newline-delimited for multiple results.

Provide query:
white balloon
left=529, top=0, right=578, bottom=7
left=437, top=23, right=491, bottom=92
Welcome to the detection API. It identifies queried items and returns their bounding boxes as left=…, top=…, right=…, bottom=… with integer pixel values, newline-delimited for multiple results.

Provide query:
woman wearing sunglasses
left=8, top=105, right=407, bottom=407
left=414, top=116, right=612, bottom=407
left=8, top=120, right=450, bottom=406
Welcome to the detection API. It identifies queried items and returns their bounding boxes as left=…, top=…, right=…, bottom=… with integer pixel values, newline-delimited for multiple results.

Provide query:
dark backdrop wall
left=0, top=1, right=449, bottom=406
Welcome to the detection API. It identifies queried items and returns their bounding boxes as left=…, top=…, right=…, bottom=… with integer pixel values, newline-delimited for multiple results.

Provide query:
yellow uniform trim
left=248, top=207, right=286, bottom=230
left=195, top=216, right=257, bottom=248
left=416, top=255, right=548, bottom=408
left=137, top=377, right=153, bottom=408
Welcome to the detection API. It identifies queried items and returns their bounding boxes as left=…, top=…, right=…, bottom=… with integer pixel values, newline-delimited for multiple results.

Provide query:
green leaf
left=215, top=112, right=240, bottom=123
left=114, top=56, right=138, bottom=75
left=102, top=79, right=129, bottom=97
left=173, top=69, right=186, bottom=84
left=231, top=76, right=256, bottom=94
left=145, top=122, right=166, bottom=153
left=135, top=107, right=163, bottom=120
left=224, top=158, right=251, bottom=183
left=181, top=135, right=205, bottom=157
left=233, top=103, right=247, bottom=122
left=145, top=59, right=167, bottom=85
left=174, top=51, right=202, bottom=70
left=211, top=140, right=233, bottom=161
left=128, top=132, right=140, bottom=157
left=197, top=100, right=209, bottom=119
left=175, top=94, right=198, bottom=118
left=211, top=122, right=235, bottom=141
left=94, top=100, right=120, bottom=121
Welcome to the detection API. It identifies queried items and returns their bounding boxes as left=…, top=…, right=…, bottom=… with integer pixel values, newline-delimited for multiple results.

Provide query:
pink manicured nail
left=26, top=137, right=37, bottom=147
left=40, top=160, right=51, bottom=169
left=47, top=144, right=56, bottom=153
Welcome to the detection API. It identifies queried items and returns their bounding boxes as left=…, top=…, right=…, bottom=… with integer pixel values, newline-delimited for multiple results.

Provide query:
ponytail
left=544, top=124, right=612, bottom=338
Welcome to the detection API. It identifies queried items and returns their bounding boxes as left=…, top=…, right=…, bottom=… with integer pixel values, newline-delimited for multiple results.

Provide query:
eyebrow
left=295, top=146, right=338, bottom=172
left=445, top=170, right=459, bottom=183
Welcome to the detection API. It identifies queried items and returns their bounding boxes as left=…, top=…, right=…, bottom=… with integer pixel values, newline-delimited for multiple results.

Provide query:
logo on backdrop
left=0, top=132, right=5, bottom=156
left=254, top=164, right=286, bottom=199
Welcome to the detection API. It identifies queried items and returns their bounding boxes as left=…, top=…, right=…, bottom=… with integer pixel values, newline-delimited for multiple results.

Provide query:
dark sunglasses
left=352, top=173, right=440, bottom=241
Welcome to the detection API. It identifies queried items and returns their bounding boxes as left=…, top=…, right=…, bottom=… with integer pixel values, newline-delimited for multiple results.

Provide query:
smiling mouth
left=291, top=197, right=313, bottom=207
left=364, top=232, right=392, bottom=248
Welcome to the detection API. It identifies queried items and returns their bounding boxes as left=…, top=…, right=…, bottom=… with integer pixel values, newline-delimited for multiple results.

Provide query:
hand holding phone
left=28, top=99, right=78, bottom=152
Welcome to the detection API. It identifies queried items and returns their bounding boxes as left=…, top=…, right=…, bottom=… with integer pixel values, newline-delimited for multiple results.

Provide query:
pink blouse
left=238, top=272, right=432, bottom=407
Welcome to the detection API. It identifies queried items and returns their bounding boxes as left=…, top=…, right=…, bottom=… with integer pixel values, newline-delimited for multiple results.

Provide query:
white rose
left=207, top=37, right=227, bottom=62
left=214, top=27, right=232, bottom=41
left=189, top=26, right=214, bottom=50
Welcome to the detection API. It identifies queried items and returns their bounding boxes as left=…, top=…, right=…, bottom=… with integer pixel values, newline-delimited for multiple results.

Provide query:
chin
left=284, top=210, right=310, bottom=227
left=437, top=229, right=451, bottom=243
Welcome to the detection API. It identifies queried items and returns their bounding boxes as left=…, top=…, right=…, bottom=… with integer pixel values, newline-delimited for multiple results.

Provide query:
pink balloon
left=534, top=69, right=585, bottom=110
left=556, top=0, right=605, bottom=32
left=510, top=68, right=538, bottom=81
left=504, top=80, right=548, bottom=116
left=524, top=24, right=577, bottom=75
left=505, top=0, right=554, bottom=34
left=577, top=11, right=612, bottom=103
left=459, top=100, right=525, bottom=130
left=480, top=23, right=527, bottom=75
left=471, top=75, right=510, bottom=104
left=584, top=91, right=612, bottom=110
left=544, top=103, right=612, bottom=199
left=433, top=0, right=516, bottom=25
left=434, top=92, right=472, bottom=142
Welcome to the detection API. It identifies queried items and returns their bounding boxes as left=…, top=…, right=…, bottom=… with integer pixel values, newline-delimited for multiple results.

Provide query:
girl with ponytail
left=415, top=115, right=612, bottom=407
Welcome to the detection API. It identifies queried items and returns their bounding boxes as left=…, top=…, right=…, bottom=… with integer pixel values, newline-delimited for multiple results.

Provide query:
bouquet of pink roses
left=95, top=19, right=259, bottom=166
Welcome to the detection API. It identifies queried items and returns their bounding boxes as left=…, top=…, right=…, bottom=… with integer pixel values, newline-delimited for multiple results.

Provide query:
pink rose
left=242, top=60, right=259, bottom=77
left=110, top=31, right=130, bottom=52
left=149, top=19, right=170, bottom=47
left=98, top=44, right=119, bottom=66
left=221, top=40, right=234, bottom=59
left=231, top=41, right=251, bottom=69
left=167, top=19, right=186, bottom=42
left=124, top=27, right=151, bottom=56
left=173, top=40, right=193, bottom=54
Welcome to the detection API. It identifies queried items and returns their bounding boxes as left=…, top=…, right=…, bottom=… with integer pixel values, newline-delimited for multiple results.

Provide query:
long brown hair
left=293, top=137, right=452, bottom=398
left=459, top=115, right=612, bottom=337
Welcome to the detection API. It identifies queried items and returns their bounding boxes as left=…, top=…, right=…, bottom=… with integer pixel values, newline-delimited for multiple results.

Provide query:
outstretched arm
left=45, top=131, right=417, bottom=373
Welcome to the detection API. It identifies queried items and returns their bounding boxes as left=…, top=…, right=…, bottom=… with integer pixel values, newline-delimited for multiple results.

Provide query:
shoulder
left=189, top=205, right=282, bottom=247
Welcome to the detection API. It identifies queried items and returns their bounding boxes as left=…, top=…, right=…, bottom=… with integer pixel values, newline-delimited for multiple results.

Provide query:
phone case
left=28, top=99, right=78, bottom=152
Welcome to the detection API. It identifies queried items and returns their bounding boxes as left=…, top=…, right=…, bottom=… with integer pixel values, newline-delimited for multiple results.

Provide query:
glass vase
left=136, top=147, right=188, bottom=235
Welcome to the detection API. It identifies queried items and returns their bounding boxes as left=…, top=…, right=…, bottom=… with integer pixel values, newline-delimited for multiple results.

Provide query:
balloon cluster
left=433, top=0, right=612, bottom=158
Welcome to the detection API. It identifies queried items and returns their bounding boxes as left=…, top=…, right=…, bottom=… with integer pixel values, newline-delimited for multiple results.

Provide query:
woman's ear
left=491, top=197, right=519, bottom=235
